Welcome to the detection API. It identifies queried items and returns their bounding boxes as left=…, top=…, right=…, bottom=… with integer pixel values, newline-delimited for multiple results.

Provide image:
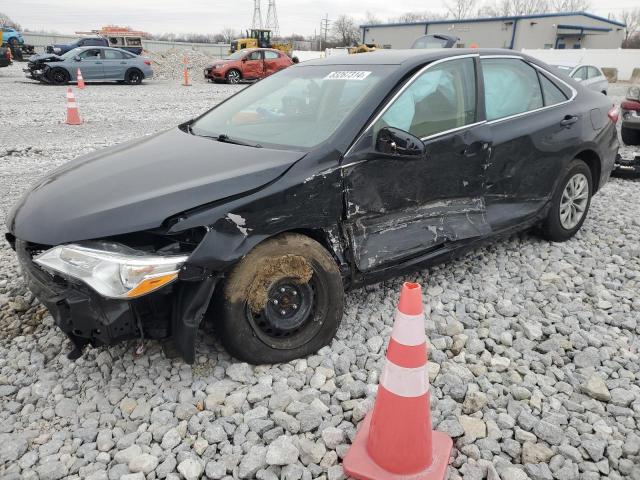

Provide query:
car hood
left=210, top=59, right=237, bottom=67
left=29, top=53, right=63, bottom=63
left=8, top=127, right=305, bottom=245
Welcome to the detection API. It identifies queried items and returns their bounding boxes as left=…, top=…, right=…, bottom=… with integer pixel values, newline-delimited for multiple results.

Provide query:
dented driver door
left=342, top=55, right=493, bottom=272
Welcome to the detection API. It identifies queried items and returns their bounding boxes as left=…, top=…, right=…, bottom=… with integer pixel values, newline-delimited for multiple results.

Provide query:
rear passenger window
left=264, top=51, right=279, bottom=59
left=539, top=73, right=568, bottom=106
left=482, top=58, right=542, bottom=121
left=377, top=57, right=477, bottom=139
left=103, top=50, right=125, bottom=60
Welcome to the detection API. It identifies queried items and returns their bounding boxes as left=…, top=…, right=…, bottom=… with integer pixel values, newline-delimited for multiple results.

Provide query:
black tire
left=226, top=69, right=241, bottom=84
left=125, top=68, right=143, bottom=85
left=213, top=233, right=344, bottom=364
left=291, top=56, right=300, bottom=64
left=540, top=159, right=592, bottom=242
left=601, top=90, right=607, bottom=95
left=621, top=126, right=640, bottom=146
left=48, top=68, right=70, bottom=85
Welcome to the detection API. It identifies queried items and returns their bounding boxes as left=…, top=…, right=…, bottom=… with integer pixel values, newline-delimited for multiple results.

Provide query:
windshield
left=60, top=48, right=82, bottom=59
left=191, top=64, right=393, bottom=149
left=224, top=50, right=251, bottom=60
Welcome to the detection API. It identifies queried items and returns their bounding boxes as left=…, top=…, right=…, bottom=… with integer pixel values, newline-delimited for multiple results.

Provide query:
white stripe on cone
left=379, top=359, right=430, bottom=398
left=391, top=310, right=426, bottom=347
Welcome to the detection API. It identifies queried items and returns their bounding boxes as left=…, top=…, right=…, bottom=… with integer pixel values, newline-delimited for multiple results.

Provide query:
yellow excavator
left=230, top=29, right=295, bottom=58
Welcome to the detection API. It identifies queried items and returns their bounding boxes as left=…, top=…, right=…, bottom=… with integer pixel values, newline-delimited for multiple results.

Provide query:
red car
left=204, top=48, right=293, bottom=84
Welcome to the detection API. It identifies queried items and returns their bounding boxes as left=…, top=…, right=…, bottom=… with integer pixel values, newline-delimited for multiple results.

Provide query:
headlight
left=53, top=47, right=61, bottom=53
left=34, top=244, right=188, bottom=299
left=628, top=86, right=640, bottom=102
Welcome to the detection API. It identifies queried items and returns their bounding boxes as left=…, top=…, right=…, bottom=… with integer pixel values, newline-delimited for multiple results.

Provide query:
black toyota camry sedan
left=6, top=49, right=618, bottom=364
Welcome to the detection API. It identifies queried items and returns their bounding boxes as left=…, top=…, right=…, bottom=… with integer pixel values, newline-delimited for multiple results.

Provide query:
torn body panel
left=348, top=197, right=491, bottom=270
left=342, top=123, right=493, bottom=272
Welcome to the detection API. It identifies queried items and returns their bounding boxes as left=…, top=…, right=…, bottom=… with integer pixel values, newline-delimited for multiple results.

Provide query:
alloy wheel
left=227, top=71, right=240, bottom=84
left=559, top=173, right=589, bottom=230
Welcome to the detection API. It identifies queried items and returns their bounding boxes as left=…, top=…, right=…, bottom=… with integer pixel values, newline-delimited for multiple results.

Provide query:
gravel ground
left=0, top=62, right=639, bottom=480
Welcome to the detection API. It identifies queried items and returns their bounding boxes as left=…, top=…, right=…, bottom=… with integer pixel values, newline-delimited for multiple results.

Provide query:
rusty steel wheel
left=213, top=233, right=343, bottom=364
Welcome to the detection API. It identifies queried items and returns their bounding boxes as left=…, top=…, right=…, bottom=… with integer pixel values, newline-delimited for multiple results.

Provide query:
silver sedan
left=26, top=46, right=154, bottom=85
left=554, top=64, right=609, bottom=95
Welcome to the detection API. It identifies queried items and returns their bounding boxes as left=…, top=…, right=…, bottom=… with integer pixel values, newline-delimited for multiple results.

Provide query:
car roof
left=301, top=48, right=519, bottom=66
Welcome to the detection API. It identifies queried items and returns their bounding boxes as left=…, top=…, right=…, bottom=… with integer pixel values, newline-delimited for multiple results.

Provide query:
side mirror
left=74, top=55, right=81, bottom=62
left=376, top=127, right=426, bottom=157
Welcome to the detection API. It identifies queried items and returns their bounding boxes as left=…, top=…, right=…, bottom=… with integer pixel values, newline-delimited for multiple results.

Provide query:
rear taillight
left=621, top=100, right=640, bottom=111
left=144, top=59, right=151, bottom=66
left=607, top=105, right=619, bottom=124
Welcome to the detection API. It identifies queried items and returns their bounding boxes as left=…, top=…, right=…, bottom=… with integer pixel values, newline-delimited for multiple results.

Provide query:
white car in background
left=555, top=64, right=609, bottom=95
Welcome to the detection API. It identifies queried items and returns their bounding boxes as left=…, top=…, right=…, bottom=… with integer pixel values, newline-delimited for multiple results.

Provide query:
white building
left=360, top=12, right=626, bottom=50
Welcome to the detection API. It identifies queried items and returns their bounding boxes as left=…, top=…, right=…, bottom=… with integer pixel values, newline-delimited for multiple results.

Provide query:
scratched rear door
left=342, top=55, right=493, bottom=272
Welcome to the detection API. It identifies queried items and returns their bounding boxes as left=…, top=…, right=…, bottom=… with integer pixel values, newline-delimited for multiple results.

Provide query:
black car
left=6, top=49, right=618, bottom=364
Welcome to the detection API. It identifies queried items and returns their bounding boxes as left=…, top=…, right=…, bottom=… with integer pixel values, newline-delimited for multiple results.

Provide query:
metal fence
left=22, top=32, right=230, bottom=57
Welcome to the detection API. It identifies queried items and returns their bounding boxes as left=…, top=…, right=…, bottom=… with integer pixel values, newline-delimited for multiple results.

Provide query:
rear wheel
left=621, top=126, right=640, bottom=146
left=125, top=68, right=143, bottom=85
left=226, top=69, right=241, bottom=84
left=541, top=159, right=592, bottom=242
left=213, top=233, right=344, bottom=364
left=48, top=68, right=70, bottom=85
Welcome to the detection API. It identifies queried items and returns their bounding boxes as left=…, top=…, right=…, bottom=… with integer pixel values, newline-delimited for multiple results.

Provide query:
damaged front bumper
left=12, top=238, right=218, bottom=363
left=23, top=67, right=45, bottom=81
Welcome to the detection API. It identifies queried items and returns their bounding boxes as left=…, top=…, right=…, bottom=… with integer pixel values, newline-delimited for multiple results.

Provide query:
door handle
left=462, top=141, right=489, bottom=157
left=560, top=115, right=578, bottom=127
left=95, top=61, right=103, bottom=64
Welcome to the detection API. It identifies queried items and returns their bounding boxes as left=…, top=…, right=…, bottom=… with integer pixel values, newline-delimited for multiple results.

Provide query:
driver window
left=375, top=57, right=476, bottom=139
left=79, top=49, right=101, bottom=59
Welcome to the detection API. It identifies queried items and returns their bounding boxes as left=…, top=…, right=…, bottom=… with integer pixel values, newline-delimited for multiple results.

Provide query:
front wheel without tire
left=540, top=159, right=592, bottom=242
left=213, top=233, right=344, bottom=364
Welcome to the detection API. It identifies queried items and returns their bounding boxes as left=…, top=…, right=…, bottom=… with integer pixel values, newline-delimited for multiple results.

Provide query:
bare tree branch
left=547, top=0, right=590, bottom=13
left=0, top=12, right=21, bottom=30
left=444, top=0, right=480, bottom=19
left=331, top=15, right=360, bottom=46
left=619, top=8, right=640, bottom=41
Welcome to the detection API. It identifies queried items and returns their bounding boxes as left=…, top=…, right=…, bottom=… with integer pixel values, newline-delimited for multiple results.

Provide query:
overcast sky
left=3, top=0, right=636, bottom=37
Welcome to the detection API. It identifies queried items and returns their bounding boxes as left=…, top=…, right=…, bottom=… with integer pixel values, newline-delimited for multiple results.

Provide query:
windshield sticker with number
left=324, top=71, right=372, bottom=81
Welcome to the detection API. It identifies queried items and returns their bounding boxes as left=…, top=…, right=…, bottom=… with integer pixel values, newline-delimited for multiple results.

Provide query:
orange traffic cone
left=76, top=68, right=85, bottom=89
left=182, top=55, right=190, bottom=86
left=343, top=282, right=452, bottom=480
left=65, top=87, right=82, bottom=125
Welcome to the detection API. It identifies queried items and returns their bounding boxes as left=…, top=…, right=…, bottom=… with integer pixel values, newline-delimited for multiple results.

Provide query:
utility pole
left=265, top=0, right=280, bottom=37
left=319, top=14, right=330, bottom=51
left=252, top=0, right=262, bottom=30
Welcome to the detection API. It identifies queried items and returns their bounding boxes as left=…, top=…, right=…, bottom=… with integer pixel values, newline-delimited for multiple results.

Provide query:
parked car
left=24, top=46, right=153, bottom=85
left=554, top=64, right=608, bottom=95
left=411, top=34, right=459, bottom=49
left=204, top=48, right=292, bottom=84
left=621, top=85, right=640, bottom=146
left=1, top=26, right=23, bottom=46
left=7, top=49, right=618, bottom=364
left=0, top=46, right=12, bottom=68
left=46, top=36, right=143, bottom=56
